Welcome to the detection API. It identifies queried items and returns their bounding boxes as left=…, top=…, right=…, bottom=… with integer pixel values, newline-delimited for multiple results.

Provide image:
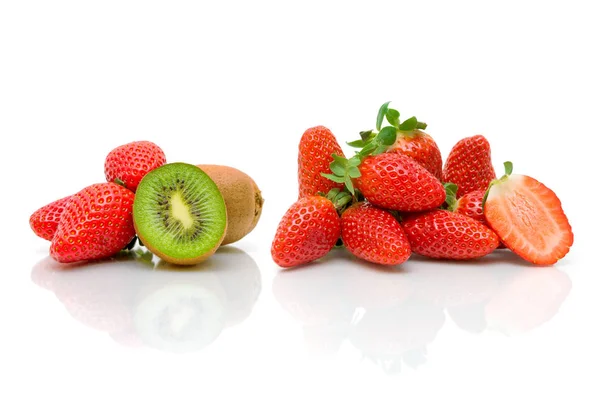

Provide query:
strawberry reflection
left=273, top=250, right=571, bottom=374
left=31, top=247, right=261, bottom=353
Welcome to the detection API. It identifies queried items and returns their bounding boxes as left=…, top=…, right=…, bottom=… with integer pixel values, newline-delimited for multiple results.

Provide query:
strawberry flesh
left=484, top=174, right=573, bottom=265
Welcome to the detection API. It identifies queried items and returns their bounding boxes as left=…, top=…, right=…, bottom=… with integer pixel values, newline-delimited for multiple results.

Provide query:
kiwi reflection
left=272, top=250, right=571, bottom=374
left=31, top=247, right=261, bottom=353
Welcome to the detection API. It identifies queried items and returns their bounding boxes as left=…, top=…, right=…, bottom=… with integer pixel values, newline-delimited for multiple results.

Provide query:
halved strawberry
left=483, top=162, right=573, bottom=266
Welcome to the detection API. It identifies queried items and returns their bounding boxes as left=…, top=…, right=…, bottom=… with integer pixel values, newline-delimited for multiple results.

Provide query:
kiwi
left=133, top=162, right=227, bottom=265
left=197, top=164, right=263, bottom=245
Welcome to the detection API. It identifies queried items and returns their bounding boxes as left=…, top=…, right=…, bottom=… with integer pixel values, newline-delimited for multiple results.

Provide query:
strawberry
left=271, top=196, right=341, bottom=268
left=402, top=209, right=499, bottom=259
left=50, top=183, right=136, bottom=263
left=442, top=135, right=496, bottom=198
left=298, top=126, right=345, bottom=199
left=29, top=195, right=72, bottom=241
left=388, top=130, right=442, bottom=180
left=341, top=202, right=411, bottom=266
left=105, top=141, right=166, bottom=192
left=355, top=153, right=446, bottom=212
left=483, top=162, right=573, bottom=265
left=445, top=186, right=487, bottom=224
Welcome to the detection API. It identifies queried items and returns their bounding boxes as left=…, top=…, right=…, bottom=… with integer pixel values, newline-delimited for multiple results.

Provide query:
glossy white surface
left=2, top=1, right=599, bottom=399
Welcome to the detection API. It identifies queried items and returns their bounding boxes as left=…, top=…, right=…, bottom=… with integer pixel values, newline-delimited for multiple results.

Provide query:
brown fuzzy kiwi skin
left=134, top=219, right=227, bottom=265
left=196, top=165, right=263, bottom=246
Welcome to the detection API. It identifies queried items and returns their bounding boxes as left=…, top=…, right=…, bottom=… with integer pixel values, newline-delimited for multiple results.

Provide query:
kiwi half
left=133, top=162, right=227, bottom=265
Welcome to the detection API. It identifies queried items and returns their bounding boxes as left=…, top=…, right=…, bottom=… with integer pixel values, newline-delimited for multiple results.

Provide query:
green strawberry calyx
left=443, top=182, right=459, bottom=211
left=323, top=187, right=353, bottom=210
left=482, top=161, right=513, bottom=207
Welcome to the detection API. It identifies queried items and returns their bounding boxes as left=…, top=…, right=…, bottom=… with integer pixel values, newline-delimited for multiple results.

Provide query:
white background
left=1, top=1, right=599, bottom=399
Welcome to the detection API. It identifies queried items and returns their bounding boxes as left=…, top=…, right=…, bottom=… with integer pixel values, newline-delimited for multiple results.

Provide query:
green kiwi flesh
left=133, top=162, right=227, bottom=265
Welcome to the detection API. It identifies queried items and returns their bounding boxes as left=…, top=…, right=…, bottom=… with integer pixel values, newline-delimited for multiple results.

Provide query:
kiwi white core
left=171, top=192, right=194, bottom=229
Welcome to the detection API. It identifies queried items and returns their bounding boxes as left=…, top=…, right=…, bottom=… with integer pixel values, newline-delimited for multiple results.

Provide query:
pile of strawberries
left=29, top=141, right=167, bottom=263
left=271, top=102, right=573, bottom=268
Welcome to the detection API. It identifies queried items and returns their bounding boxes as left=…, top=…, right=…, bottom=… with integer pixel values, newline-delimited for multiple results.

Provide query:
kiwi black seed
left=133, top=162, right=227, bottom=265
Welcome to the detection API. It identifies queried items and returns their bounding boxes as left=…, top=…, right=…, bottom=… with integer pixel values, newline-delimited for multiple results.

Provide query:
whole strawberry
left=355, top=153, right=445, bottom=212
left=388, top=130, right=442, bottom=180
left=341, top=202, right=411, bottom=266
left=402, top=209, right=499, bottom=260
left=50, top=183, right=136, bottom=263
left=298, top=126, right=345, bottom=199
left=442, top=135, right=496, bottom=198
left=450, top=189, right=487, bottom=224
left=105, top=141, right=166, bottom=192
left=271, top=196, right=341, bottom=268
left=29, top=195, right=72, bottom=241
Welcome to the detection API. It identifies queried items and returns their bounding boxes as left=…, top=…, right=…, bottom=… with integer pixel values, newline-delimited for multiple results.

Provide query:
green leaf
left=444, top=182, right=459, bottom=211
left=321, top=173, right=346, bottom=183
left=330, top=161, right=346, bottom=176
left=416, top=121, right=427, bottom=130
left=359, top=141, right=378, bottom=157
left=386, top=108, right=400, bottom=128
left=398, top=116, right=418, bottom=131
left=331, top=154, right=348, bottom=165
left=372, top=144, right=388, bottom=155
left=348, top=166, right=361, bottom=178
left=348, top=156, right=361, bottom=167
left=347, top=139, right=366, bottom=148
left=335, top=193, right=352, bottom=208
left=377, top=126, right=397, bottom=146
left=345, top=175, right=355, bottom=195
left=327, top=188, right=340, bottom=197
left=504, top=161, right=513, bottom=176
left=376, top=101, right=391, bottom=131
left=359, top=130, right=375, bottom=141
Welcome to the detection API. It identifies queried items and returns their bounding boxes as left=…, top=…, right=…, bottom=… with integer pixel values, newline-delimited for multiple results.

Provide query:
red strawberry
left=341, top=202, right=411, bottom=266
left=388, top=130, right=442, bottom=180
left=402, top=209, right=499, bottom=259
left=484, top=162, right=573, bottom=265
left=355, top=153, right=445, bottom=212
left=29, top=195, right=72, bottom=241
left=271, top=196, right=341, bottom=268
left=298, top=126, right=345, bottom=198
left=50, top=183, right=136, bottom=263
left=442, top=135, right=496, bottom=198
left=453, top=189, right=487, bottom=224
left=105, top=141, right=166, bottom=192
